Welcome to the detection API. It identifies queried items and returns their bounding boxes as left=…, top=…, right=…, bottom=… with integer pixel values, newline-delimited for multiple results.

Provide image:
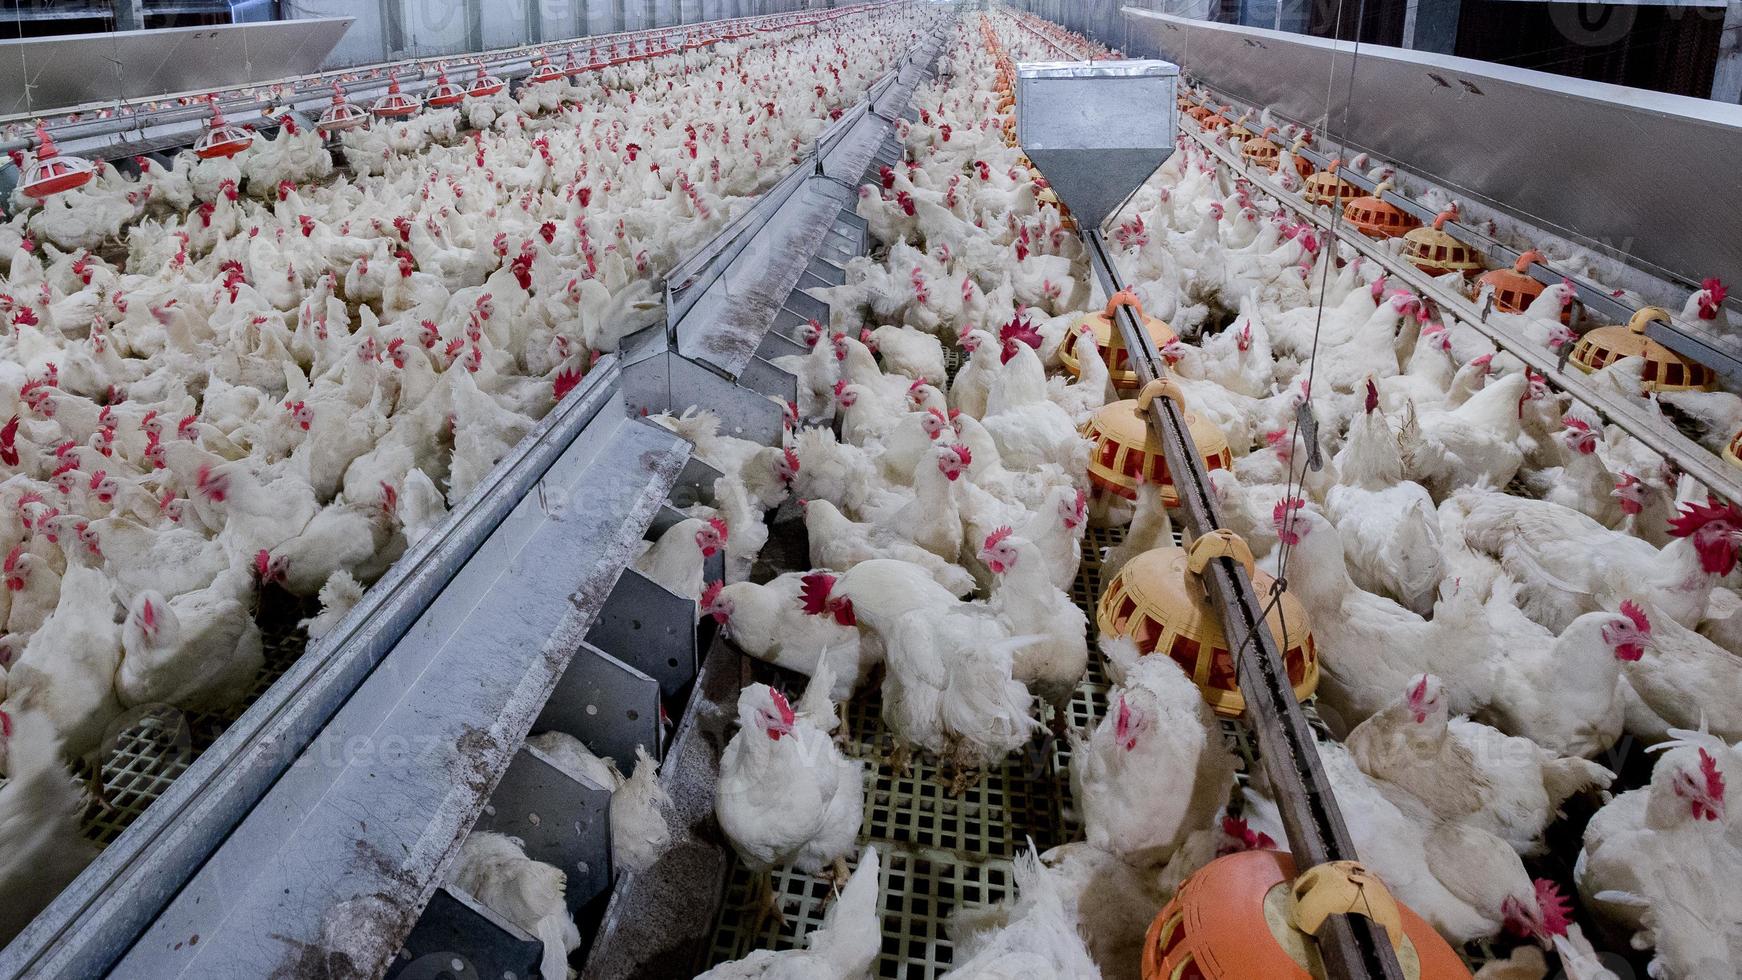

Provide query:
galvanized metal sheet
left=0, top=18, right=351, bottom=118
left=106, top=394, right=687, bottom=979
left=588, top=569, right=700, bottom=700
left=1120, top=7, right=1742, bottom=307
left=386, top=888, right=543, bottom=980
left=481, top=0, right=535, bottom=50
left=476, top=745, right=616, bottom=911
left=534, top=641, right=664, bottom=769
left=1017, top=57, right=1179, bottom=230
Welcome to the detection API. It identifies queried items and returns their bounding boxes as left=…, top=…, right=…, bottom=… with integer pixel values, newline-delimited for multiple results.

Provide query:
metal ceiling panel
left=1120, top=7, right=1742, bottom=299
left=0, top=18, right=351, bottom=118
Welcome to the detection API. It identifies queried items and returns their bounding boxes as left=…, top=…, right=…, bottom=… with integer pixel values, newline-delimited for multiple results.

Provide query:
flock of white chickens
left=0, top=3, right=1736, bottom=979
left=0, top=1, right=936, bottom=960
left=669, top=10, right=1741, bottom=980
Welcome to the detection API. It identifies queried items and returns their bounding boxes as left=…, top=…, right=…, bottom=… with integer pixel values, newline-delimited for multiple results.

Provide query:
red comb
left=984, top=526, right=1013, bottom=550
left=951, top=444, right=972, bottom=467
left=1699, top=748, right=1727, bottom=817
left=799, top=573, right=837, bottom=616
left=701, top=579, right=724, bottom=609
left=1534, top=879, right=1573, bottom=938
left=707, top=516, right=728, bottom=542
left=769, top=688, right=795, bottom=727
left=1619, top=599, right=1650, bottom=635
left=1364, top=378, right=1378, bottom=414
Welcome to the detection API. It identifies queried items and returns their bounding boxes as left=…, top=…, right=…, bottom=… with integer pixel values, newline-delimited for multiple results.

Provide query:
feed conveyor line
left=1, top=356, right=704, bottom=980
left=621, top=15, right=948, bottom=439
left=1016, top=58, right=1409, bottom=980
left=0, top=4, right=895, bottom=166
left=1172, top=116, right=1742, bottom=507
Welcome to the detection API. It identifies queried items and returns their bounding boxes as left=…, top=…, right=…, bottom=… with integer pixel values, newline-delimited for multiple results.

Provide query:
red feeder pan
left=194, top=96, right=255, bottom=159
left=469, top=63, right=506, bottom=98
left=527, top=59, right=566, bottom=85
left=371, top=74, right=422, bottom=118
left=20, top=120, right=96, bottom=198
left=425, top=66, right=466, bottom=107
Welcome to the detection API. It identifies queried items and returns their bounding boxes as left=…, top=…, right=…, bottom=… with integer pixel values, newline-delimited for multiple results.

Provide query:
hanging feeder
left=468, top=63, right=506, bottom=98
left=1063, top=290, right=1177, bottom=392
left=317, top=83, right=368, bottom=132
left=1097, top=535, right=1316, bottom=717
left=1082, top=380, right=1232, bottom=507
left=1401, top=206, right=1484, bottom=278
left=1240, top=126, right=1282, bottom=172
left=1141, top=850, right=1472, bottom=980
left=1300, top=159, right=1356, bottom=206
left=1343, top=179, right=1421, bottom=239
left=1202, top=105, right=1233, bottom=132
left=371, top=74, right=421, bottom=118
left=1186, top=104, right=1215, bottom=125
left=1477, top=248, right=1552, bottom=316
left=1567, top=307, right=1717, bottom=392
left=19, top=120, right=96, bottom=198
left=1225, top=112, right=1255, bottom=144
left=527, top=57, right=567, bottom=85
left=425, top=66, right=466, bottom=107
left=193, top=95, right=255, bottom=159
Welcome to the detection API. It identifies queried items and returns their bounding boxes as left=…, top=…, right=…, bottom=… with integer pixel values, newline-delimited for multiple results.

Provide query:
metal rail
left=1178, top=122, right=1742, bottom=506
left=1004, top=14, right=1405, bottom=978
left=1083, top=231, right=1407, bottom=980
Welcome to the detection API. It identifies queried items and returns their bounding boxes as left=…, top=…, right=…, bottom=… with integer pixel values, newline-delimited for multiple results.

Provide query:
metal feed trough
left=1016, top=59, right=1179, bottom=231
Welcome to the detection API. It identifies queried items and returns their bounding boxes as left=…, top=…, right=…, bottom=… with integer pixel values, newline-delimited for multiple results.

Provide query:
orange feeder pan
left=1343, top=179, right=1420, bottom=239
left=1098, top=538, right=1316, bottom=717
left=1568, top=307, right=1717, bottom=392
left=1082, top=380, right=1232, bottom=509
left=1241, top=126, right=1282, bottom=172
left=1202, top=106, right=1233, bottom=132
left=1287, top=135, right=1316, bottom=178
left=193, top=96, right=254, bottom=159
left=1401, top=207, right=1484, bottom=279
left=20, top=120, right=96, bottom=197
left=1143, top=850, right=1472, bottom=980
left=1477, top=248, right=1553, bottom=316
left=1301, top=159, right=1357, bottom=207
left=1062, top=291, right=1178, bottom=392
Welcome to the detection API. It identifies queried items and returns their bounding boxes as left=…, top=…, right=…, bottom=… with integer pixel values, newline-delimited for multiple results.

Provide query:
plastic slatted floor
left=705, top=526, right=1126, bottom=977
left=79, top=596, right=313, bottom=846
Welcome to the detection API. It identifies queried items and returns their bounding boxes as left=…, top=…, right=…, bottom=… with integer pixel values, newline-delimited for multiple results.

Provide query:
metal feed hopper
left=1017, top=59, right=1180, bottom=232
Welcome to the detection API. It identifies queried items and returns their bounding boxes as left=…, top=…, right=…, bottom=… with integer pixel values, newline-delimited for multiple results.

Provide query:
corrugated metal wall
left=288, top=0, right=813, bottom=67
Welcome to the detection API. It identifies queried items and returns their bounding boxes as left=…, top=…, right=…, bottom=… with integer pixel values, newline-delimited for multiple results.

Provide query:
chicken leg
left=749, top=871, right=787, bottom=936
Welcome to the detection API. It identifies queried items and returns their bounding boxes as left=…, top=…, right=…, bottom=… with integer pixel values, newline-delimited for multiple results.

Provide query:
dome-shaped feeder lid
left=371, top=75, right=422, bottom=117
left=317, top=84, right=368, bottom=132
left=1141, top=850, right=1473, bottom=979
left=1301, top=159, right=1357, bottom=206
left=1344, top=180, right=1421, bottom=239
left=19, top=120, right=95, bottom=197
left=469, top=63, right=506, bottom=97
left=1241, top=126, right=1282, bottom=171
left=1401, top=207, right=1483, bottom=278
left=425, top=67, right=466, bottom=107
left=1097, top=538, right=1316, bottom=717
left=527, top=59, right=567, bottom=84
left=1477, top=249, right=1549, bottom=315
left=1083, top=381, right=1233, bottom=507
left=1568, top=307, right=1717, bottom=392
left=1063, top=290, right=1178, bottom=391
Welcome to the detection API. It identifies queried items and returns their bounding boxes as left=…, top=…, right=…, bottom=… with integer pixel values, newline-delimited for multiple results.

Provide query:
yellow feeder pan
left=1064, top=291, right=1178, bottom=392
left=1401, top=207, right=1485, bottom=278
left=1301, top=158, right=1357, bottom=206
left=1082, top=380, right=1233, bottom=507
left=1478, top=248, right=1550, bottom=316
left=1142, top=851, right=1473, bottom=980
left=1226, top=111, right=1256, bottom=144
left=1567, top=307, right=1717, bottom=392
left=1343, top=180, right=1421, bottom=240
left=1097, top=533, right=1317, bottom=718
left=1241, top=126, right=1282, bottom=172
